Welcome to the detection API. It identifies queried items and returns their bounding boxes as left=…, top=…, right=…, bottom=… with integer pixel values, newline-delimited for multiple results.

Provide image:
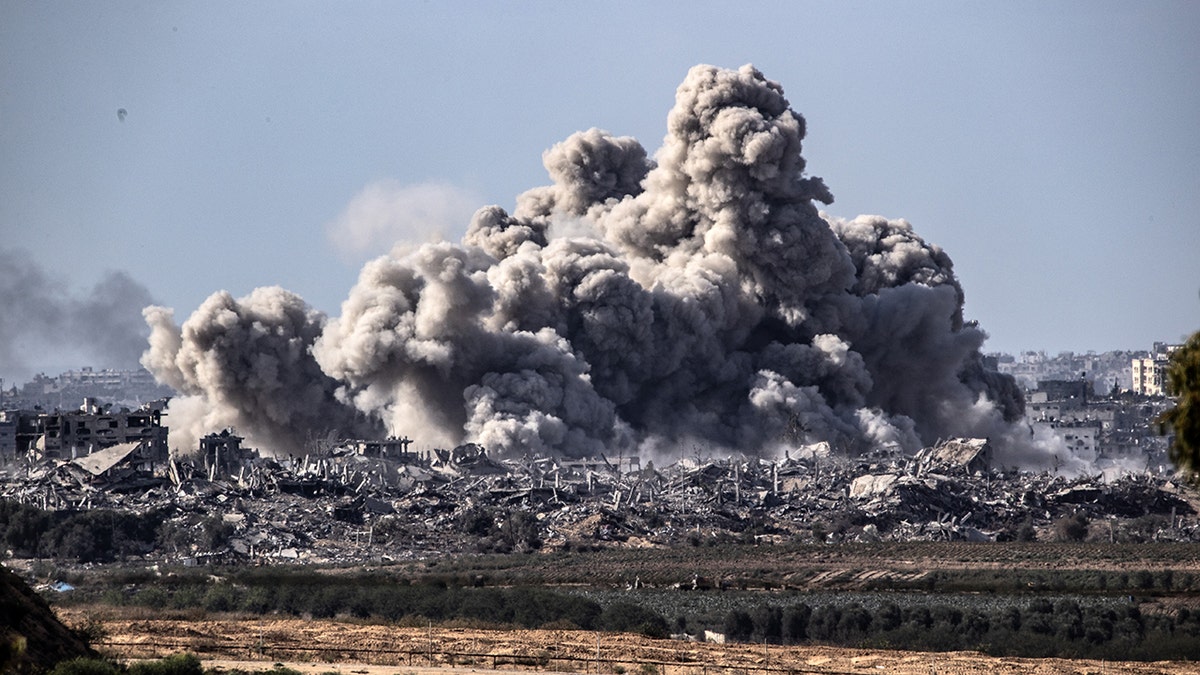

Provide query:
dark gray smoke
left=145, top=64, right=1053, bottom=467
left=0, top=247, right=154, bottom=381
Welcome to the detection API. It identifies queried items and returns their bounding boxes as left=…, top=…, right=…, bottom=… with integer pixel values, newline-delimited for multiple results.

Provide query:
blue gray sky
left=2, top=1, right=1198, bottom=382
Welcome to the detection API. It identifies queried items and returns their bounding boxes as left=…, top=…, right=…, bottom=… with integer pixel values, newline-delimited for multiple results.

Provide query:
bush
left=782, top=603, right=811, bottom=643
left=751, top=606, right=782, bottom=643
left=1015, top=519, right=1037, bottom=542
left=807, top=605, right=842, bottom=641
left=1055, top=513, right=1090, bottom=542
left=456, top=506, right=497, bottom=537
left=500, top=512, right=542, bottom=552
left=0, top=500, right=165, bottom=562
left=836, top=604, right=872, bottom=641
left=202, top=584, right=238, bottom=613
left=602, top=601, right=668, bottom=638
left=128, top=653, right=203, bottom=675
left=48, top=658, right=121, bottom=675
left=722, top=610, right=754, bottom=642
left=873, top=602, right=902, bottom=632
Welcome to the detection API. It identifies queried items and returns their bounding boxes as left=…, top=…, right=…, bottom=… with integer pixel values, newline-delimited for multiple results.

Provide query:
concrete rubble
left=2, top=435, right=1198, bottom=565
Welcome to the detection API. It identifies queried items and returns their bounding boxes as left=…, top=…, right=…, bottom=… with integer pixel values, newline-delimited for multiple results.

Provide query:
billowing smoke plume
left=144, top=64, right=1055, bottom=467
left=0, top=247, right=154, bottom=381
left=142, top=287, right=382, bottom=453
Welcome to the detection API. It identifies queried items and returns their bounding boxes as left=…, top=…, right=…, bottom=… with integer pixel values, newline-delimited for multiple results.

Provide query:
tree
left=722, top=610, right=754, bottom=642
left=1158, top=331, right=1200, bottom=481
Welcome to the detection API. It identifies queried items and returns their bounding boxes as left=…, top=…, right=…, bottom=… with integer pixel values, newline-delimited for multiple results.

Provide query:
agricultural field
left=27, top=540, right=1200, bottom=667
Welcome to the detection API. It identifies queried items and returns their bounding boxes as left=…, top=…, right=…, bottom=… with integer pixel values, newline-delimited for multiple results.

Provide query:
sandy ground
left=68, top=610, right=1198, bottom=675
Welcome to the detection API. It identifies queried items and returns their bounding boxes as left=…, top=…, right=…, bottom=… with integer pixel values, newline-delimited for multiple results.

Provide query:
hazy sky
left=2, top=1, right=1198, bottom=381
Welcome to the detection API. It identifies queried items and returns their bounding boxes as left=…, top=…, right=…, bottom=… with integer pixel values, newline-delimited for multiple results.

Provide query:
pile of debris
left=2, top=436, right=1198, bottom=565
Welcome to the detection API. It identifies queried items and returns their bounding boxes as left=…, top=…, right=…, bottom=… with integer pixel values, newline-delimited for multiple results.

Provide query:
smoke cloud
left=143, top=64, right=1066, bottom=469
left=0, top=247, right=154, bottom=382
left=327, top=180, right=483, bottom=261
left=142, top=287, right=383, bottom=454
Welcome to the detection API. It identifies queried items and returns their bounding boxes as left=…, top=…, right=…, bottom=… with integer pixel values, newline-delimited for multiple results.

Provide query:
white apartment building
left=1131, top=342, right=1180, bottom=396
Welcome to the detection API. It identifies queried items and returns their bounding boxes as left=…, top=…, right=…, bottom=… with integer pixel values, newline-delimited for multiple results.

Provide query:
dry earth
left=66, top=609, right=1197, bottom=675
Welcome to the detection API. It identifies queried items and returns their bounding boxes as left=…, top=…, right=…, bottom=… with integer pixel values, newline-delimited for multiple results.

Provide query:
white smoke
left=142, top=287, right=382, bottom=454
left=327, top=180, right=482, bottom=260
left=143, top=64, right=1084, bottom=469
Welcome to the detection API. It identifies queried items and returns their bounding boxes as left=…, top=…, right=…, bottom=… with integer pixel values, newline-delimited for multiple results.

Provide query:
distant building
left=0, top=416, right=15, bottom=459
left=339, top=436, right=416, bottom=460
left=1034, top=379, right=1092, bottom=403
left=3, top=399, right=168, bottom=462
left=1027, top=378, right=1093, bottom=422
left=11, top=367, right=173, bottom=410
left=199, top=429, right=252, bottom=473
left=1131, top=342, right=1180, bottom=396
left=992, top=349, right=1141, bottom=393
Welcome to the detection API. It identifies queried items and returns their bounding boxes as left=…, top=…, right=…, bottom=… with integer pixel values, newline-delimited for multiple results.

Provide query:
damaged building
left=1026, top=379, right=1174, bottom=472
left=0, top=399, right=168, bottom=464
left=3, top=424, right=1199, bottom=566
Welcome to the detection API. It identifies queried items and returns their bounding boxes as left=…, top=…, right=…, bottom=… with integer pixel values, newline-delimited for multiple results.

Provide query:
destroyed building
left=0, top=399, right=168, bottom=462
left=913, top=438, right=992, bottom=476
left=65, top=439, right=165, bottom=486
left=3, top=427, right=1199, bottom=567
left=197, top=429, right=253, bottom=475
left=1025, top=377, right=1173, bottom=472
left=335, top=436, right=416, bottom=460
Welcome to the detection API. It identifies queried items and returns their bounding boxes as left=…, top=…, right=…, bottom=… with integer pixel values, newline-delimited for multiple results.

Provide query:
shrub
left=456, top=507, right=497, bottom=537
left=602, top=601, right=668, bottom=638
left=1054, top=513, right=1089, bottom=542
left=128, top=653, right=203, bottom=675
left=751, top=606, right=782, bottom=643
left=202, top=584, right=238, bottom=613
left=782, top=603, right=811, bottom=643
left=48, top=658, right=121, bottom=675
left=500, top=512, right=542, bottom=552
left=1015, top=519, right=1037, bottom=542
left=807, top=605, right=842, bottom=641
left=873, top=602, right=902, bottom=632
left=722, top=610, right=754, bottom=642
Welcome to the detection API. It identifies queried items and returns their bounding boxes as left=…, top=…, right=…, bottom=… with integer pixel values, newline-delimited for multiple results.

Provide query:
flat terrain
left=357, top=541, right=1200, bottom=593
left=75, top=611, right=1196, bottom=675
left=41, top=543, right=1200, bottom=674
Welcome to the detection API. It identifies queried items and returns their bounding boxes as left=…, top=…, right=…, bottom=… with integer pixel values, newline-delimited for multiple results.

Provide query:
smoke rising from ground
left=141, top=287, right=383, bottom=454
left=143, top=64, right=1078, bottom=469
left=0, top=247, right=154, bottom=382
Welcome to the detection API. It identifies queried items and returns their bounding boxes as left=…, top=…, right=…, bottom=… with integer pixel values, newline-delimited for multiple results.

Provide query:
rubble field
left=67, top=610, right=1200, bottom=675
left=4, top=438, right=1200, bottom=568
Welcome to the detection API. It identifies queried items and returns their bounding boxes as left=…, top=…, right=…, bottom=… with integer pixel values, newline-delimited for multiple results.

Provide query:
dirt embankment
left=67, top=609, right=1196, bottom=675
left=1, top=566, right=94, bottom=673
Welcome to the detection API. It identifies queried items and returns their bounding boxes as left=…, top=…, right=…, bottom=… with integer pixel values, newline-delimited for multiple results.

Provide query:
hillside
left=0, top=564, right=94, bottom=674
